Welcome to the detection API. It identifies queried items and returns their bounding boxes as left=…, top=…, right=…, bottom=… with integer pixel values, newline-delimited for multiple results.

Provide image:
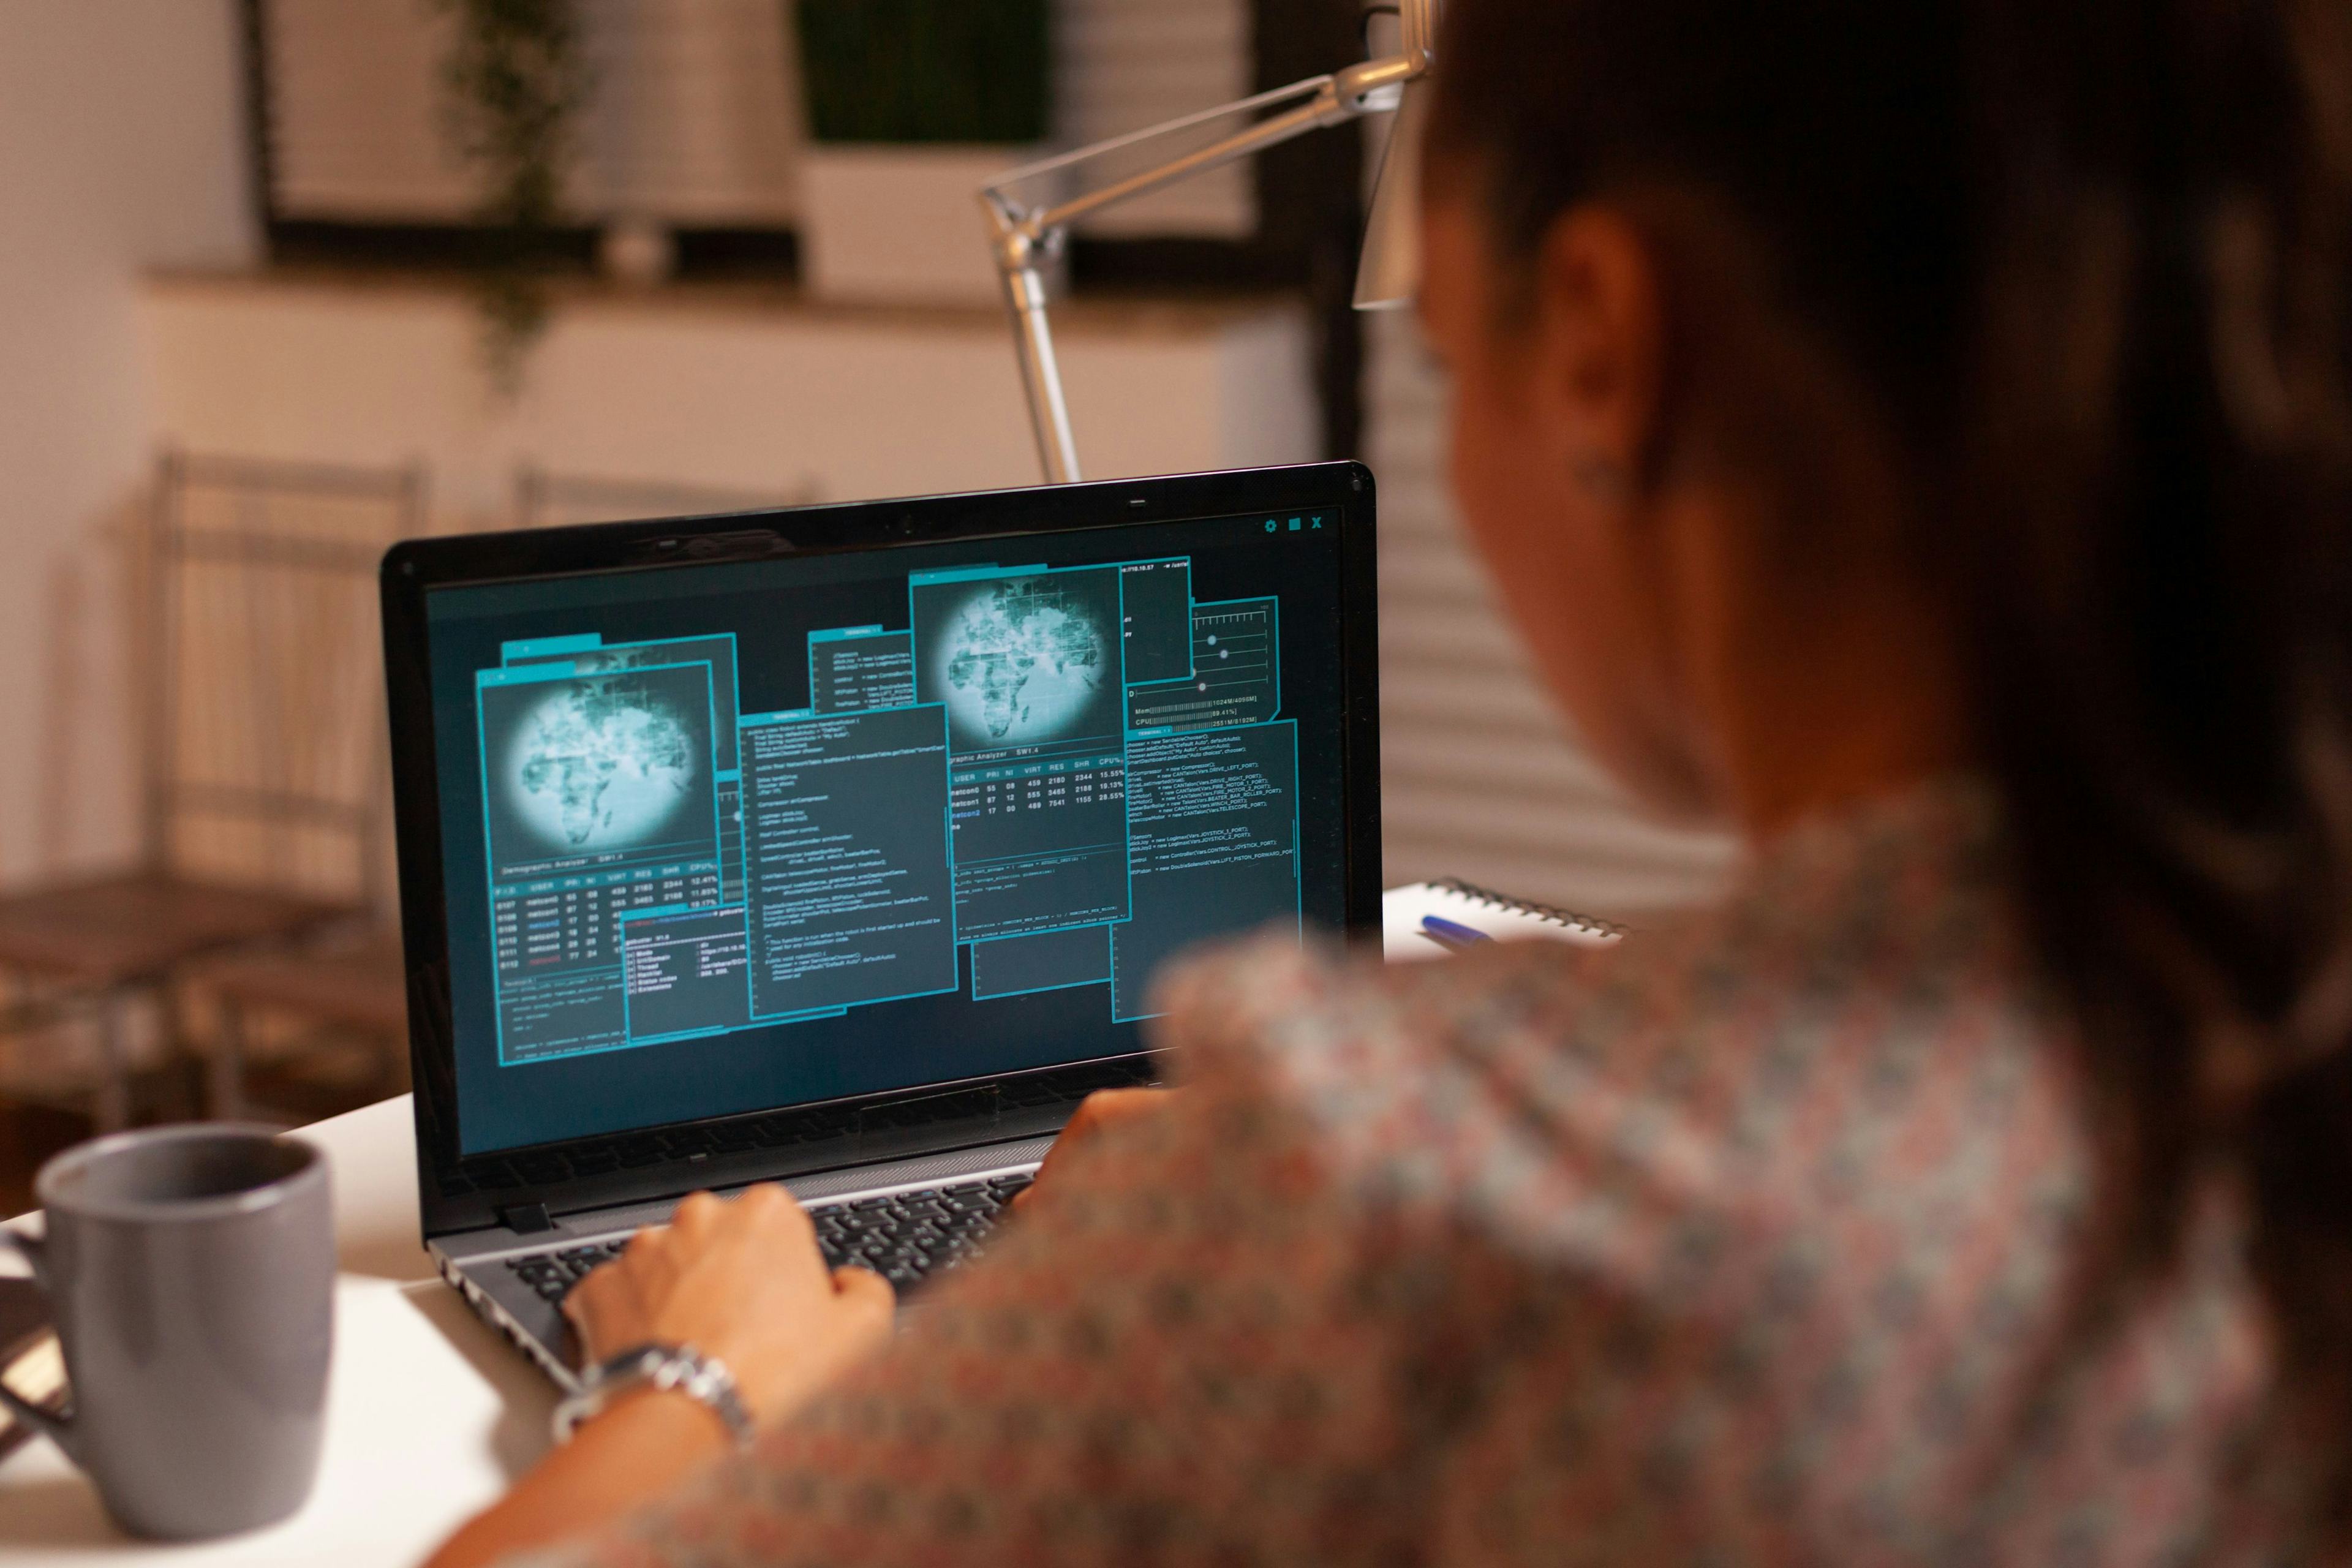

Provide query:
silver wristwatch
left=552, top=1343, right=755, bottom=1449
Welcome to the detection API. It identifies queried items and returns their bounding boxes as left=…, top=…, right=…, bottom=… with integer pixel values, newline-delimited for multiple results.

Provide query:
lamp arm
left=981, top=51, right=1428, bottom=484
left=986, top=76, right=1347, bottom=206
left=989, top=76, right=1351, bottom=239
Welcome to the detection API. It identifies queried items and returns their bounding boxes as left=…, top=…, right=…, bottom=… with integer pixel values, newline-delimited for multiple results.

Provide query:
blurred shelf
left=145, top=264, right=1308, bottom=341
left=136, top=264, right=1320, bottom=519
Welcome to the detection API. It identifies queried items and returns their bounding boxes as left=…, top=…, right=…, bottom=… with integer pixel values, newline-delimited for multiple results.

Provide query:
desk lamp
left=981, top=0, right=1441, bottom=483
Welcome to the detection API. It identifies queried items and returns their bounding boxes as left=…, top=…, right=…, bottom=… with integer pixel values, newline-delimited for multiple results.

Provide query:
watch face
left=606, top=1345, right=671, bottom=1379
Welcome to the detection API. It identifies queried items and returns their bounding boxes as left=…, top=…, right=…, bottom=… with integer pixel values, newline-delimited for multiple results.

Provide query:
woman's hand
left=428, top=1187, right=894, bottom=1568
left=565, top=1184, right=894, bottom=1425
left=1013, top=1087, right=1177, bottom=1212
left=437, top=1098, right=1161, bottom=1568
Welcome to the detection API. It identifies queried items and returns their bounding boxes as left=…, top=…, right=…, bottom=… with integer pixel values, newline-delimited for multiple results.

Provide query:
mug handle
left=0, top=1227, right=74, bottom=1453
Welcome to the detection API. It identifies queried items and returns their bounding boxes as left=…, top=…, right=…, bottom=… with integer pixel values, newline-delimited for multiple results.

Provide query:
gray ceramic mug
left=0, top=1125, right=334, bottom=1540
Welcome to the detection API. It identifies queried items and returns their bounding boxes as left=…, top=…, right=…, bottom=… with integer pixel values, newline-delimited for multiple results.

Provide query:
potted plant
left=437, top=0, right=590, bottom=392
left=792, top=0, right=1055, bottom=305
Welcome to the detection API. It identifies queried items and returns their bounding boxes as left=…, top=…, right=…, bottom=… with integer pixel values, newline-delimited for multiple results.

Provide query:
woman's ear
left=1527, top=207, right=1667, bottom=502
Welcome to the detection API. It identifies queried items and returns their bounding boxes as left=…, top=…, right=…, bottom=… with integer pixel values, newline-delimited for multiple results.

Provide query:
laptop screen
left=423, top=505, right=1351, bottom=1155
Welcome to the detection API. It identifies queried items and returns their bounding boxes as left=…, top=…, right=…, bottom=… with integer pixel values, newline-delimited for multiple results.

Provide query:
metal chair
left=512, top=462, right=818, bottom=528
left=0, top=451, right=424, bottom=1128
left=189, top=465, right=823, bottom=1123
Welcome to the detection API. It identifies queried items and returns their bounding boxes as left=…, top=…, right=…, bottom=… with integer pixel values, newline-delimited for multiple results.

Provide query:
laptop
left=380, top=462, right=1382, bottom=1385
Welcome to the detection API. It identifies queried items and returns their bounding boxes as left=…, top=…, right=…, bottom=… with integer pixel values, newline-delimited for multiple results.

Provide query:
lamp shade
left=1354, top=73, right=1430, bottom=310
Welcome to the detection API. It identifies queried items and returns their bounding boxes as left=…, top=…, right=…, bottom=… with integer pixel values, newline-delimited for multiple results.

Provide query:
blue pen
left=1420, top=914, right=1492, bottom=951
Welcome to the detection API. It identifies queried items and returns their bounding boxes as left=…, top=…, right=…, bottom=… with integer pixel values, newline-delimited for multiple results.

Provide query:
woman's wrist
left=568, top=1342, right=828, bottom=1441
left=592, top=1382, right=742, bottom=1450
left=556, top=1344, right=756, bottom=1449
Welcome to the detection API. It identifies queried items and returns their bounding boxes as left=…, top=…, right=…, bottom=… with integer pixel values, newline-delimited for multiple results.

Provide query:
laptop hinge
left=500, top=1202, right=556, bottom=1236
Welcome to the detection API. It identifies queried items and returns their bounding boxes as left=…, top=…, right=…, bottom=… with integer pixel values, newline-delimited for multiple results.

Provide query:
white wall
left=0, top=0, right=257, bottom=881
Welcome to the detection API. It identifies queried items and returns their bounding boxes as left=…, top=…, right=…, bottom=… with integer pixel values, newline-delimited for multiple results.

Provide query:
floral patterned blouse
left=524, top=784, right=2318, bottom=1566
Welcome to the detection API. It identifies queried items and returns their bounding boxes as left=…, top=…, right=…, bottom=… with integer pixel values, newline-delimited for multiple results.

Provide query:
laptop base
left=435, top=1133, right=1060, bottom=1389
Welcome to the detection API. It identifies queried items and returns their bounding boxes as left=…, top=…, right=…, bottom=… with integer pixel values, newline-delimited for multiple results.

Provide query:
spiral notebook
left=1382, top=878, right=1626, bottom=962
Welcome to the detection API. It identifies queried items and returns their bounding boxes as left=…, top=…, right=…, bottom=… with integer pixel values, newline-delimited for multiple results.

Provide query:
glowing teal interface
left=472, top=552, right=1300, bottom=1069
left=428, top=507, right=1345, bottom=1153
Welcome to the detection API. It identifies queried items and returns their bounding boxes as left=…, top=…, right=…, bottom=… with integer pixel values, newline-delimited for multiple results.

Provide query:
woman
left=437, top=0, right=2352, bottom=1560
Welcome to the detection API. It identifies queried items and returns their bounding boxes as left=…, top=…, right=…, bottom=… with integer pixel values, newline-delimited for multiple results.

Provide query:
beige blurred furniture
left=170, top=462, right=827, bottom=1126
left=189, top=928, right=412, bottom=1122
left=0, top=451, right=423, bottom=1129
left=182, top=461, right=825, bottom=1122
left=511, top=464, right=817, bottom=529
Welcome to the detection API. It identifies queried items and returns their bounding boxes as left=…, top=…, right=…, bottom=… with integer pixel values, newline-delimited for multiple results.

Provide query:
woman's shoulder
left=1150, top=782, right=2086, bottom=1270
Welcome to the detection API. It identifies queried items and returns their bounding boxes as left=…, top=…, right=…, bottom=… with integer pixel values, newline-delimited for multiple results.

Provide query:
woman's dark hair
left=1430, top=0, right=2352, bottom=1518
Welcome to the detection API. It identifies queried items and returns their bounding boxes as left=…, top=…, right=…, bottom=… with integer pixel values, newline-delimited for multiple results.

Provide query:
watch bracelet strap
left=553, top=1343, right=755, bottom=1449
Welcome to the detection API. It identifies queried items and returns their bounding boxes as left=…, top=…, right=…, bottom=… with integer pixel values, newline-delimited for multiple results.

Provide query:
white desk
left=0, top=1095, right=548, bottom=1566
left=0, top=893, right=1496, bottom=1562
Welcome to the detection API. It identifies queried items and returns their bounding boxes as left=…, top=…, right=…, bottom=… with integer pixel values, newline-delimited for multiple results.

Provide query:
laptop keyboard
left=807, top=1172, right=1035, bottom=1289
left=504, top=1169, right=1036, bottom=1304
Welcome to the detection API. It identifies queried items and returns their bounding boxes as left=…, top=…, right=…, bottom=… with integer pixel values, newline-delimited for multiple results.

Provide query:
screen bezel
left=382, top=461, right=1381, bottom=1239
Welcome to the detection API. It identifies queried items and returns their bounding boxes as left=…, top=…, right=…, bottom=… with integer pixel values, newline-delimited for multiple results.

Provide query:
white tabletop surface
left=0, top=891, right=1532, bottom=1562
left=0, top=1094, right=551, bottom=1566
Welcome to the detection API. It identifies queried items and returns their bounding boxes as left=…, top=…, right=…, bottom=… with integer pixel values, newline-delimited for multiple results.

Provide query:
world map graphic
left=507, top=679, right=700, bottom=851
left=940, top=580, right=1107, bottom=743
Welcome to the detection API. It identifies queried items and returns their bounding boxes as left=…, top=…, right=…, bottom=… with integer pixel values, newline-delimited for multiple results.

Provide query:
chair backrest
left=146, top=451, right=426, bottom=912
left=511, top=463, right=817, bottom=529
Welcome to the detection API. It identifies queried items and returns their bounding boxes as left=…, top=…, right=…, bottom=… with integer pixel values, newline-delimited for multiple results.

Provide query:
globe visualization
left=507, top=680, right=699, bottom=852
left=940, top=580, right=1107, bottom=743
